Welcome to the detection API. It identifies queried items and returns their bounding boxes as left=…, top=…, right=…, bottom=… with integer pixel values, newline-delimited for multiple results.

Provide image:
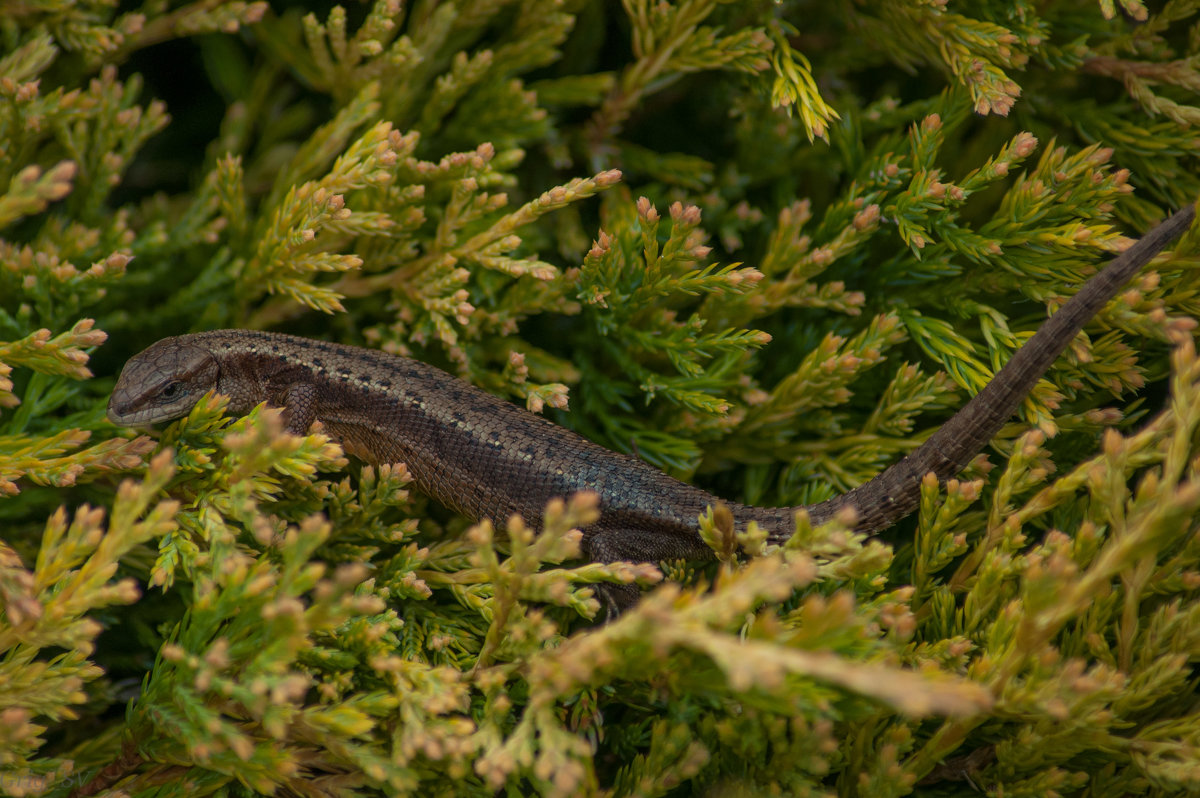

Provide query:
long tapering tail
left=802, top=202, right=1196, bottom=533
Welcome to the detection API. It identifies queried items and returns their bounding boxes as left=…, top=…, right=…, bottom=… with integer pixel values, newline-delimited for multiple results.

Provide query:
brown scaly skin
left=108, top=203, right=1196, bottom=612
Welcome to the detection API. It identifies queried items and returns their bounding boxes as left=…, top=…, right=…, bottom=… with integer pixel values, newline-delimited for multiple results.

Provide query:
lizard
left=107, top=203, right=1196, bottom=612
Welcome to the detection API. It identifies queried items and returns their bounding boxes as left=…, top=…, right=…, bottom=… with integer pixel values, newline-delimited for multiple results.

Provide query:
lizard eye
left=159, top=381, right=184, bottom=400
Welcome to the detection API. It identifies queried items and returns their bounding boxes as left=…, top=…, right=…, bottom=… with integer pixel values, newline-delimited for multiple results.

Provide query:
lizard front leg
left=276, top=382, right=319, bottom=435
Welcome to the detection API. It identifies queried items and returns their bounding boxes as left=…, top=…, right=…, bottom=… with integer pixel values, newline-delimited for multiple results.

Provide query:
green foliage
left=2, top=0, right=1200, bottom=796
left=0, top=452, right=177, bottom=793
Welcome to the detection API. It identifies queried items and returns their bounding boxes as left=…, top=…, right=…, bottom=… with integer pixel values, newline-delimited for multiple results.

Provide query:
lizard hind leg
left=583, top=527, right=714, bottom=620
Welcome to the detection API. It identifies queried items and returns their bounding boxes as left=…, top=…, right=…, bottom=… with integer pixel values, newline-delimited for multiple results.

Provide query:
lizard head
left=107, top=337, right=219, bottom=426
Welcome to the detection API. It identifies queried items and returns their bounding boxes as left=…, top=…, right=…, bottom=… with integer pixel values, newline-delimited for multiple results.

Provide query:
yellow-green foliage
left=2, top=1, right=1200, bottom=796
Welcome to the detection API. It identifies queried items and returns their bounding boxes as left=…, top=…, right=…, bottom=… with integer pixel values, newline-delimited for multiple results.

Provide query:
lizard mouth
left=106, top=397, right=155, bottom=427
left=106, top=391, right=198, bottom=427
